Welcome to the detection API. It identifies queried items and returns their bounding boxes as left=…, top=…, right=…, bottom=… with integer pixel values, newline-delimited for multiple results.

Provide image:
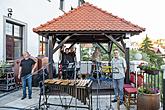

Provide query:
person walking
left=18, top=51, right=37, bottom=100
left=111, top=48, right=127, bottom=105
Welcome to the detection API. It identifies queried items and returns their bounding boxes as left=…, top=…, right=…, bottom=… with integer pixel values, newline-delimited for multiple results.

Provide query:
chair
left=124, top=72, right=136, bottom=88
left=124, top=72, right=144, bottom=110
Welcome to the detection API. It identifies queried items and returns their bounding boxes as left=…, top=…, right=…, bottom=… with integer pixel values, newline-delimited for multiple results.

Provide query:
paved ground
left=0, top=87, right=163, bottom=110
left=0, top=87, right=131, bottom=110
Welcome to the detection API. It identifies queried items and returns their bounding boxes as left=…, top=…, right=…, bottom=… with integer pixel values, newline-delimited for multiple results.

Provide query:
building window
left=39, top=36, right=48, bottom=56
left=5, top=22, right=13, bottom=36
left=14, top=25, right=21, bottom=37
left=5, top=22, right=23, bottom=61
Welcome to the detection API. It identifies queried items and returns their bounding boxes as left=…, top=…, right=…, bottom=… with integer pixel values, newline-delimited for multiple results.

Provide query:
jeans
left=21, top=74, right=32, bottom=98
left=113, top=78, right=124, bottom=102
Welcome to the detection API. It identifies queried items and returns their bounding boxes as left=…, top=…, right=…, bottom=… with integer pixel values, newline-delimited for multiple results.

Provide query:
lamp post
left=161, top=65, right=165, bottom=110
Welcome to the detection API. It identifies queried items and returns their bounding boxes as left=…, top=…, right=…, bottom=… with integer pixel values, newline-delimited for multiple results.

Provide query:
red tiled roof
left=33, top=2, right=145, bottom=33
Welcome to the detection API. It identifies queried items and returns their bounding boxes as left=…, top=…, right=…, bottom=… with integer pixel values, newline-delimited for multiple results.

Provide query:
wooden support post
left=120, top=35, right=126, bottom=50
left=52, top=35, right=56, bottom=48
left=125, top=48, right=130, bottom=83
left=125, top=33, right=131, bottom=84
left=108, top=41, right=113, bottom=61
left=48, top=35, right=53, bottom=79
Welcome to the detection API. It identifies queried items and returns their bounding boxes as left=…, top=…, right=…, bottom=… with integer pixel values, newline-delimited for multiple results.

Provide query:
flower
left=138, top=86, right=160, bottom=94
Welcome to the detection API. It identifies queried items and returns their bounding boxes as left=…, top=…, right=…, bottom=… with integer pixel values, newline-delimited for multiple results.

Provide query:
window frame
left=3, top=16, right=27, bottom=62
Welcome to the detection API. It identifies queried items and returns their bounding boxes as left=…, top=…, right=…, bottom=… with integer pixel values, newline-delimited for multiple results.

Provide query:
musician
left=92, top=47, right=101, bottom=62
left=68, top=47, right=77, bottom=79
left=91, top=47, right=101, bottom=78
left=18, top=51, right=37, bottom=100
left=111, top=48, right=127, bottom=105
left=60, top=45, right=75, bottom=79
left=69, top=46, right=77, bottom=64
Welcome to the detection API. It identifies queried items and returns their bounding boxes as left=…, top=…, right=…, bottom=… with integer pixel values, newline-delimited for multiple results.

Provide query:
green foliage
left=139, top=35, right=164, bottom=67
left=129, top=49, right=139, bottom=60
left=0, top=61, right=11, bottom=78
left=138, top=87, right=159, bottom=94
left=80, top=43, right=110, bottom=61
left=81, top=48, right=91, bottom=61
left=140, top=36, right=154, bottom=54
left=138, top=64, right=159, bottom=71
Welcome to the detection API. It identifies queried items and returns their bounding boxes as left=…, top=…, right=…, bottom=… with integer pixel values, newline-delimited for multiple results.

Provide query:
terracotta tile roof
left=33, top=2, right=145, bottom=33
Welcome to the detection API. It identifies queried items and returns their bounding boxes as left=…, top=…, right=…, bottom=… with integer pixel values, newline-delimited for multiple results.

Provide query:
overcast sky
left=85, top=0, right=165, bottom=42
left=1, top=0, right=165, bottom=43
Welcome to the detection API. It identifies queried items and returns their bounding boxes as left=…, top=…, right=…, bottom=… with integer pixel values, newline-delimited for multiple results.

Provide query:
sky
left=84, top=0, right=165, bottom=42
left=1, top=0, right=165, bottom=43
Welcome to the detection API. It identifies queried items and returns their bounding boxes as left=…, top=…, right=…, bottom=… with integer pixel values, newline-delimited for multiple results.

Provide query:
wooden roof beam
left=53, top=34, right=74, bottom=53
left=69, top=40, right=77, bottom=49
left=104, top=33, right=125, bottom=53
left=96, top=42, right=108, bottom=54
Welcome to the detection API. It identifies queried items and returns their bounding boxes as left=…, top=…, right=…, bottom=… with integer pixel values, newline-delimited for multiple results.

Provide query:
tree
left=139, top=35, right=164, bottom=67
left=140, top=35, right=154, bottom=54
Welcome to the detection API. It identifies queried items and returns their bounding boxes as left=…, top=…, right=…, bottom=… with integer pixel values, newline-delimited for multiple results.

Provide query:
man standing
left=111, top=48, right=127, bottom=105
left=18, top=51, right=37, bottom=100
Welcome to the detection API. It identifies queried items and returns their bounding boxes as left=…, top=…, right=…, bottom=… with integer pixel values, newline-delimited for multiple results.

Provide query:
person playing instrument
left=60, top=45, right=75, bottom=79
left=68, top=46, right=77, bottom=79
left=92, top=47, right=101, bottom=62
left=91, top=47, right=101, bottom=79
left=18, top=51, right=37, bottom=100
left=111, top=48, right=127, bottom=105
left=69, top=46, right=77, bottom=64
left=91, top=47, right=101, bottom=71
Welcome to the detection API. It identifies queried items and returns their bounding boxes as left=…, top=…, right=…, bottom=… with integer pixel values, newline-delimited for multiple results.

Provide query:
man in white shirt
left=111, top=48, right=127, bottom=105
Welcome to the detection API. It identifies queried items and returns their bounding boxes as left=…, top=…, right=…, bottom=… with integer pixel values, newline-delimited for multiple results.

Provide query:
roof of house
left=33, top=2, right=145, bottom=34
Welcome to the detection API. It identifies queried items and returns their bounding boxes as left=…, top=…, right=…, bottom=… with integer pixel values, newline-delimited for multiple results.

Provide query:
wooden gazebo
left=33, top=2, right=145, bottom=82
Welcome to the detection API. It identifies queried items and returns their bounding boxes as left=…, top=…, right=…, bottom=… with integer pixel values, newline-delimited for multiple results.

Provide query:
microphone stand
left=96, top=62, right=101, bottom=110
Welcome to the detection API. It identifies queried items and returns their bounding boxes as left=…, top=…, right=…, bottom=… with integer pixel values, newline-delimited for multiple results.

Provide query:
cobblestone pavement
left=0, top=87, right=163, bottom=110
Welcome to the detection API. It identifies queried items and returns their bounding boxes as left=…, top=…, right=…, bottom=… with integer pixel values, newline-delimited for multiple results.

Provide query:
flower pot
left=145, top=70, right=159, bottom=75
left=137, top=93, right=160, bottom=110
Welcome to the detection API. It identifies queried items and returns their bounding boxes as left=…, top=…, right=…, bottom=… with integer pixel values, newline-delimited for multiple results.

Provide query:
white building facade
left=0, top=0, right=82, bottom=62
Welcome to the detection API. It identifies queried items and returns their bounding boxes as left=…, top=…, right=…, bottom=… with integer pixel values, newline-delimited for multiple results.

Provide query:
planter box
left=145, top=70, right=159, bottom=75
left=137, top=93, right=160, bottom=110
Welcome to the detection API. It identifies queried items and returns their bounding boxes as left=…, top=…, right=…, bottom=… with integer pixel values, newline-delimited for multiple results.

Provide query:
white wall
left=0, top=13, right=3, bottom=60
left=0, top=0, right=80, bottom=61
